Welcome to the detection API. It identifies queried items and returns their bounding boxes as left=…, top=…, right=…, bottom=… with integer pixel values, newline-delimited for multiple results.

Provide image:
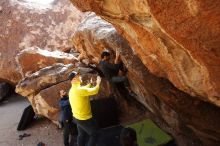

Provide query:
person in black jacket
left=120, top=127, right=138, bottom=146
left=99, top=50, right=135, bottom=96
left=59, top=90, right=76, bottom=146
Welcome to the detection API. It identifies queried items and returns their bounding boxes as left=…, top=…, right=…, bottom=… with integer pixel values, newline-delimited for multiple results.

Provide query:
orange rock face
left=16, top=63, right=75, bottom=97
left=34, top=80, right=71, bottom=123
left=16, top=63, right=74, bottom=122
left=72, top=14, right=220, bottom=146
left=16, top=47, right=78, bottom=77
left=0, top=0, right=84, bottom=84
left=70, top=0, right=220, bottom=108
left=15, top=62, right=116, bottom=123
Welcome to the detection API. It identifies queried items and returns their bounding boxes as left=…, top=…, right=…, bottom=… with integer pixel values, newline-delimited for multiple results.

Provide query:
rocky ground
left=0, top=94, right=63, bottom=146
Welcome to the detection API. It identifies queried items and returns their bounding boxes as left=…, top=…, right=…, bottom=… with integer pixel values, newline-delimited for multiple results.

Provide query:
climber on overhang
left=99, top=50, right=136, bottom=97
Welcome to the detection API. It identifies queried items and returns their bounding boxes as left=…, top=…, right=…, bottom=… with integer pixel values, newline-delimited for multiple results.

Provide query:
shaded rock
left=15, top=63, right=75, bottom=122
left=0, top=0, right=85, bottom=84
left=16, top=63, right=74, bottom=97
left=34, top=80, right=71, bottom=122
left=16, top=47, right=78, bottom=77
left=72, top=14, right=220, bottom=146
left=15, top=61, right=113, bottom=122
left=32, top=73, right=112, bottom=122
left=70, top=0, right=220, bottom=109
left=0, top=82, right=11, bottom=101
left=32, top=74, right=111, bottom=123
left=72, top=13, right=117, bottom=64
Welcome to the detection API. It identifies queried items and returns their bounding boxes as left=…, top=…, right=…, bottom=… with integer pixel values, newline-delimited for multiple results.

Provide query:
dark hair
left=120, top=127, right=137, bottom=146
left=101, top=50, right=110, bottom=59
left=37, top=142, right=45, bottom=146
left=68, top=71, right=78, bottom=80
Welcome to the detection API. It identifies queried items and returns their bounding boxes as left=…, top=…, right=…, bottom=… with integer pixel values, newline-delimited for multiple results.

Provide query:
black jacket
left=59, top=96, right=72, bottom=122
left=99, top=60, right=121, bottom=80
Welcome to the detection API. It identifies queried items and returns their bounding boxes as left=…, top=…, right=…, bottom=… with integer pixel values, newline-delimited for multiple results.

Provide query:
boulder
left=0, top=0, right=85, bottom=84
left=16, top=63, right=75, bottom=97
left=15, top=62, right=119, bottom=122
left=70, top=0, right=220, bottom=109
left=34, top=81, right=71, bottom=123
left=15, top=63, right=75, bottom=122
left=72, top=14, right=220, bottom=146
left=16, top=47, right=78, bottom=77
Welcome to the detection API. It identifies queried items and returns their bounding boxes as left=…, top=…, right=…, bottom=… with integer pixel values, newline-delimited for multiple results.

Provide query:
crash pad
left=127, top=119, right=173, bottom=146
left=17, top=105, right=35, bottom=131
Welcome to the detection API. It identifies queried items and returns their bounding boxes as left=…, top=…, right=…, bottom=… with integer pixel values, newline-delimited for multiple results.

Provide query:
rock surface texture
left=16, top=63, right=74, bottom=122
left=0, top=0, right=85, bottom=84
left=15, top=61, right=117, bottom=123
left=16, top=47, right=78, bottom=77
left=72, top=14, right=220, bottom=146
left=70, top=0, right=220, bottom=108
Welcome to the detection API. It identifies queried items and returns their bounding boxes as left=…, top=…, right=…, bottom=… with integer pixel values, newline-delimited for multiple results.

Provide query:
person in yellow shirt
left=68, top=71, right=101, bottom=146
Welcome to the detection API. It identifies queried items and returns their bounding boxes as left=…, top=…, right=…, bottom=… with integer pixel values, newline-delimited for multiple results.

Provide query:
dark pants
left=75, top=118, right=99, bottom=146
left=111, top=76, right=129, bottom=87
left=110, top=76, right=130, bottom=94
left=63, top=121, right=76, bottom=146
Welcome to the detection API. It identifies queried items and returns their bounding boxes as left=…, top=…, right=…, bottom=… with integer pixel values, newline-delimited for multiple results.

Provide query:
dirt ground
left=0, top=94, right=64, bottom=146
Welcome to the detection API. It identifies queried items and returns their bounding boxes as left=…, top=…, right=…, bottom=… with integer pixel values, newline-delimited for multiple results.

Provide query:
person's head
left=68, top=71, right=81, bottom=84
left=37, top=142, right=45, bottom=146
left=101, top=50, right=110, bottom=61
left=120, top=127, right=137, bottom=146
left=59, top=90, right=67, bottom=98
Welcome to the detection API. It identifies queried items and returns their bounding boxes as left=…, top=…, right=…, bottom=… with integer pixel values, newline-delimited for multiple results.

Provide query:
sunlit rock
left=34, top=80, right=71, bottom=123
left=0, top=0, right=85, bottom=84
left=16, top=63, right=74, bottom=97
left=15, top=63, right=74, bottom=122
left=70, top=0, right=220, bottom=108
left=16, top=47, right=78, bottom=77
left=72, top=13, right=220, bottom=146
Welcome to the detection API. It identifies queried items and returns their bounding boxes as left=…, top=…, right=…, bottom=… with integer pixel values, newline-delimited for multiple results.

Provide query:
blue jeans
left=75, top=118, right=99, bottom=146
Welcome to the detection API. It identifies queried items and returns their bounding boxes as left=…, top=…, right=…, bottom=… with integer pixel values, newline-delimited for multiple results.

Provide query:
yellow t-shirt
left=69, top=82, right=100, bottom=120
